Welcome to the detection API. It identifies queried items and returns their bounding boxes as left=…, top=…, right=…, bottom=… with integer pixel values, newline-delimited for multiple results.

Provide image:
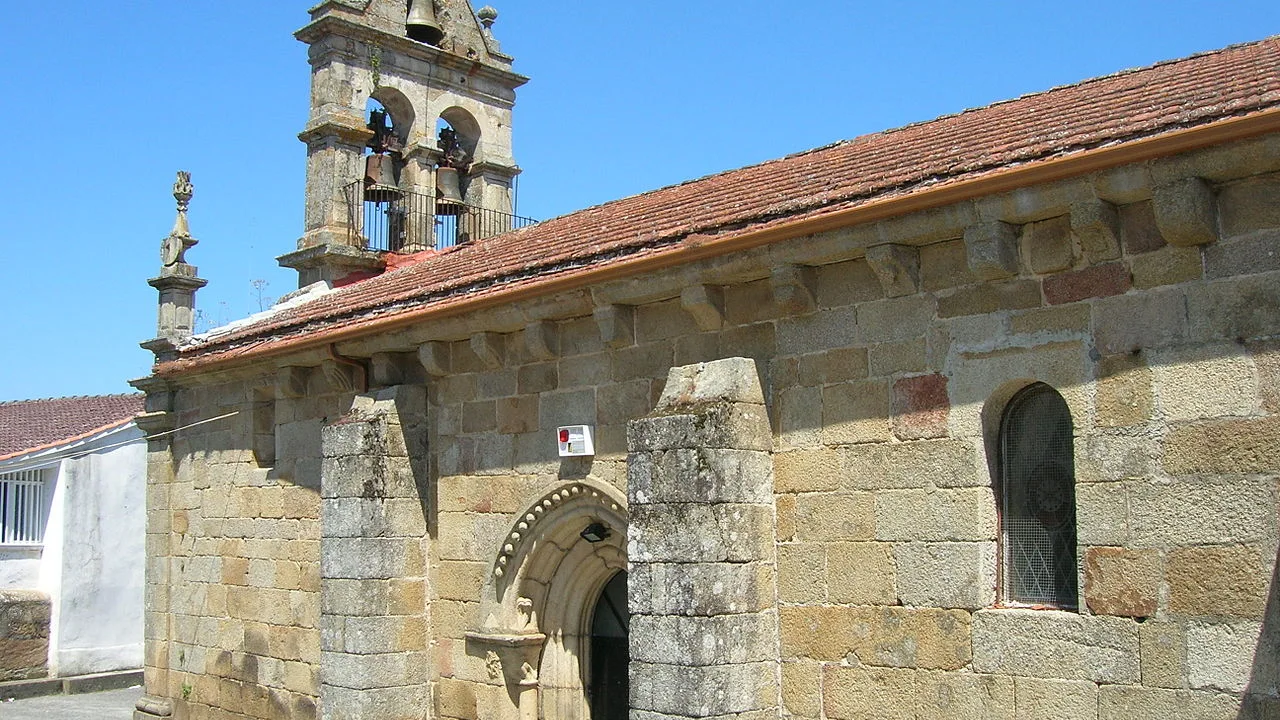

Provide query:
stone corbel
left=321, top=359, right=357, bottom=393
left=963, top=221, right=1021, bottom=279
left=128, top=375, right=177, bottom=438
left=1069, top=199, right=1122, bottom=262
left=471, top=332, right=505, bottom=369
left=370, top=352, right=418, bottom=388
left=865, top=244, right=921, bottom=298
left=594, top=304, right=635, bottom=349
left=275, top=366, right=311, bottom=399
left=418, top=341, right=451, bottom=377
left=770, top=265, right=816, bottom=314
left=1152, top=177, right=1218, bottom=246
left=680, top=284, right=725, bottom=331
left=524, top=321, right=560, bottom=361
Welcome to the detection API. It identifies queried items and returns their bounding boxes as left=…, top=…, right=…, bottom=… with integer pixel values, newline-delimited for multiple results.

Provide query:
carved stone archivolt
left=490, top=480, right=624, bottom=588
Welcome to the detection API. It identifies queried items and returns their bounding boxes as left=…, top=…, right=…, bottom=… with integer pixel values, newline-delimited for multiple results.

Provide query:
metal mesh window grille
left=1000, top=384, right=1077, bottom=608
left=0, top=468, right=49, bottom=545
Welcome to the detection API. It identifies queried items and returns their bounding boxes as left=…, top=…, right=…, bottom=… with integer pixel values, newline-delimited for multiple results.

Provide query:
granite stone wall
left=139, top=138, right=1280, bottom=719
left=0, top=590, right=50, bottom=681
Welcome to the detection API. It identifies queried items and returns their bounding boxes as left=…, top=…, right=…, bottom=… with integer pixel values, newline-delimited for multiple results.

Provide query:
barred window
left=0, top=468, right=50, bottom=545
left=999, top=383, right=1077, bottom=609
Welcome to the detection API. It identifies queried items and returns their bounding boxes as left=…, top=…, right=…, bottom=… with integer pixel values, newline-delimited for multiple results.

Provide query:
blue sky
left=0, top=1, right=1277, bottom=401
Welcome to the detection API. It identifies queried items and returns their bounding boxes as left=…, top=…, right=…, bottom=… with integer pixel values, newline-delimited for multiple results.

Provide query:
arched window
left=999, top=382, right=1078, bottom=609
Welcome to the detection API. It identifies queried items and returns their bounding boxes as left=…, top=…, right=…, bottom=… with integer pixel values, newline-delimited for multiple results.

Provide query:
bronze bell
left=435, top=167, right=465, bottom=215
left=406, top=0, right=445, bottom=45
left=363, top=153, right=401, bottom=203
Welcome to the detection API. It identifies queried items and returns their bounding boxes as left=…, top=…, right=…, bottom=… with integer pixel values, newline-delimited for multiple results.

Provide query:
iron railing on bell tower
left=344, top=181, right=537, bottom=253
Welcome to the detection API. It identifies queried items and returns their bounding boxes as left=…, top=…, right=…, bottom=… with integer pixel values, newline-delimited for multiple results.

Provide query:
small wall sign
left=557, top=425, right=595, bottom=457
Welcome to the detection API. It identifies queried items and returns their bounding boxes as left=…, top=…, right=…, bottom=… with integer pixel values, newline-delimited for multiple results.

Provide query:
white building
left=0, top=394, right=146, bottom=680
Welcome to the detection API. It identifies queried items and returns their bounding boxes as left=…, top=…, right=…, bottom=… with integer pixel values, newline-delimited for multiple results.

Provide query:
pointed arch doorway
left=586, top=570, right=628, bottom=720
left=469, top=479, right=628, bottom=719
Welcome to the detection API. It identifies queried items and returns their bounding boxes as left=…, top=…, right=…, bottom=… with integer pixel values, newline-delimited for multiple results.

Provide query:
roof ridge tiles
left=0, top=392, right=143, bottom=407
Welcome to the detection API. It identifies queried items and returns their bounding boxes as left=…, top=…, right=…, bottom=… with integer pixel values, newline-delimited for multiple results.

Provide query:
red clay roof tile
left=171, top=37, right=1280, bottom=367
left=0, top=394, right=144, bottom=460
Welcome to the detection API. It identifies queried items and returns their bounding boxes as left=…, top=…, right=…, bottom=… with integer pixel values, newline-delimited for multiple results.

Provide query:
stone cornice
left=298, top=112, right=375, bottom=147
left=277, top=242, right=384, bottom=273
left=151, top=108, right=1280, bottom=380
left=295, top=15, right=528, bottom=92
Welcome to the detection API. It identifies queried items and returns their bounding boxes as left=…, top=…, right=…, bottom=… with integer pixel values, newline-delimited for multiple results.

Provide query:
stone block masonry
left=320, top=385, right=431, bottom=720
left=0, top=590, right=50, bottom=681
left=628, top=358, right=781, bottom=719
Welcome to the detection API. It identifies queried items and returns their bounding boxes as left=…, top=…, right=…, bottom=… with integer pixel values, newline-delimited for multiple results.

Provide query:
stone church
left=132, top=2, right=1280, bottom=718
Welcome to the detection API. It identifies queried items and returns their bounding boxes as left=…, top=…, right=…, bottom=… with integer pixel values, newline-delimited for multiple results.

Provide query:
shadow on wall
left=1241, top=544, right=1280, bottom=719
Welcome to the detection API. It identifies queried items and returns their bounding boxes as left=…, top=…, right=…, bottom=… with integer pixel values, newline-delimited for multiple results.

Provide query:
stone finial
left=161, top=171, right=198, bottom=269
left=477, top=5, right=498, bottom=28
left=142, top=170, right=207, bottom=359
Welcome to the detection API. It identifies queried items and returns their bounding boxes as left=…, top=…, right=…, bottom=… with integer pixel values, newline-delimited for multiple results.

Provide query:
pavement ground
left=0, top=686, right=142, bottom=720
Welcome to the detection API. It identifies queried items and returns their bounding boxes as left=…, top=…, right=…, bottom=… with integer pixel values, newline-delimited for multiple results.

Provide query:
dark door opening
left=587, top=571, right=628, bottom=720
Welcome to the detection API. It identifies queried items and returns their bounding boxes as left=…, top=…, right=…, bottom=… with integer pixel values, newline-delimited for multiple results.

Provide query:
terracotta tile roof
left=0, top=394, right=145, bottom=461
left=172, top=37, right=1280, bottom=368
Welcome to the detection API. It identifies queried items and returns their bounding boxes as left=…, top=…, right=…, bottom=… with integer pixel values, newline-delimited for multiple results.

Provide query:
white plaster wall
left=0, top=547, right=42, bottom=588
left=51, top=424, right=146, bottom=676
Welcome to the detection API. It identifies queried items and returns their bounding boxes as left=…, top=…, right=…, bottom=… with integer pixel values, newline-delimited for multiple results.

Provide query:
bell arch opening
left=436, top=106, right=482, bottom=159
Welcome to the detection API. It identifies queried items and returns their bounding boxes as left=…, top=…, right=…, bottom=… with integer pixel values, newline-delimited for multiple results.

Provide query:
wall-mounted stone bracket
left=680, top=284, right=726, bottom=331
left=524, top=321, right=560, bottom=361
left=594, top=304, right=635, bottom=349
left=276, top=366, right=311, bottom=399
left=866, top=244, right=922, bottom=297
left=418, top=341, right=451, bottom=377
left=370, top=352, right=419, bottom=388
left=321, top=359, right=358, bottom=393
left=471, top=332, right=506, bottom=369
left=964, top=221, right=1021, bottom=279
left=770, top=264, right=816, bottom=315
left=1153, top=176, right=1218, bottom=246
left=1070, top=199, right=1122, bottom=262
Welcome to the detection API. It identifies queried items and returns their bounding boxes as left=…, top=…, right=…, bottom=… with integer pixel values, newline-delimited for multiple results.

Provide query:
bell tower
left=280, top=0, right=528, bottom=288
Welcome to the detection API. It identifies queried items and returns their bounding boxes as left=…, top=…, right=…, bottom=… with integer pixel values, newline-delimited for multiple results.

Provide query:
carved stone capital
left=464, top=630, right=547, bottom=687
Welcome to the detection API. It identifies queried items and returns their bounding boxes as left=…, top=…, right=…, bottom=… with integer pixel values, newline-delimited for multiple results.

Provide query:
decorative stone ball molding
left=491, top=479, right=624, bottom=586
